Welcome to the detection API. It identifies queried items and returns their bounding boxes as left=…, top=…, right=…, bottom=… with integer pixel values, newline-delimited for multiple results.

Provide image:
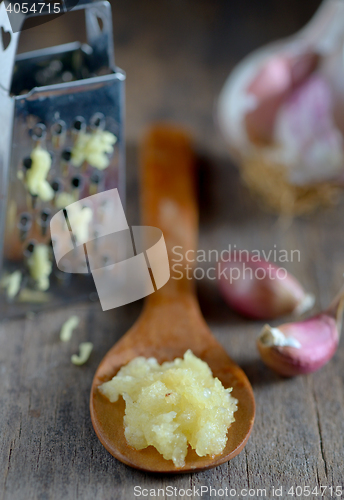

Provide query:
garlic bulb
left=273, top=74, right=344, bottom=185
left=217, top=0, right=344, bottom=187
left=245, top=52, right=319, bottom=146
left=71, top=342, right=93, bottom=365
left=257, top=288, right=344, bottom=376
left=218, top=254, right=314, bottom=320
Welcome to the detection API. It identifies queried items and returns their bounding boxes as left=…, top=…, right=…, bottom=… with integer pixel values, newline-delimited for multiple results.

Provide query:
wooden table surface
left=4, top=0, right=344, bottom=499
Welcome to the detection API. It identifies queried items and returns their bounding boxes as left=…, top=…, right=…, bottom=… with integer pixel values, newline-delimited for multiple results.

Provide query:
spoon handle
left=140, top=124, right=198, bottom=300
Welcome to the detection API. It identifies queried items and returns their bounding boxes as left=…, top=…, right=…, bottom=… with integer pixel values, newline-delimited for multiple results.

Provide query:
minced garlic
left=71, top=130, right=117, bottom=170
left=55, top=192, right=75, bottom=209
left=71, top=342, right=93, bottom=365
left=60, top=315, right=80, bottom=342
left=99, top=350, right=238, bottom=468
left=26, top=146, right=54, bottom=201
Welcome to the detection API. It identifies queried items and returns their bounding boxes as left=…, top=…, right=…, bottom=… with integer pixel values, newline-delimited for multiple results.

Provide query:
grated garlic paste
left=99, top=350, right=238, bottom=468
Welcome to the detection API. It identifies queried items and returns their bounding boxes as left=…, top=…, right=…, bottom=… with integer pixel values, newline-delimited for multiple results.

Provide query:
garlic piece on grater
left=1, top=270, right=22, bottom=299
left=27, top=244, right=52, bottom=291
left=26, top=146, right=54, bottom=201
left=66, top=204, right=93, bottom=245
left=71, top=130, right=117, bottom=170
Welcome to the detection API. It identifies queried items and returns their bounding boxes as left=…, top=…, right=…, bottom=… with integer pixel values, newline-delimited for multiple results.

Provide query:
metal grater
left=0, top=0, right=125, bottom=317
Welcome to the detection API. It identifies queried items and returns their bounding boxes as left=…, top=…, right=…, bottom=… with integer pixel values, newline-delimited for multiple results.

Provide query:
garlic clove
left=257, top=289, right=344, bottom=376
left=245, top=52, right=319, bottom=144
left=218, top=255, right=314, bottom=320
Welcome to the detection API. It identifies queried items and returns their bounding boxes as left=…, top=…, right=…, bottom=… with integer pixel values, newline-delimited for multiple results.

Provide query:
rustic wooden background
left=4, top=0, right=344, bottom=499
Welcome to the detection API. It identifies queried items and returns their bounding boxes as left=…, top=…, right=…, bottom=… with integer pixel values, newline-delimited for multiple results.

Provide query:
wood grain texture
left=4, top=0, right=344, bottom=498
left=1, top=150, right=344, bottom=499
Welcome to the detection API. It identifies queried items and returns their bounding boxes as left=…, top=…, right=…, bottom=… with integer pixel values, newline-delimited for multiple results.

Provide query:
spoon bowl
left=90, top=125, right=255, bottom=473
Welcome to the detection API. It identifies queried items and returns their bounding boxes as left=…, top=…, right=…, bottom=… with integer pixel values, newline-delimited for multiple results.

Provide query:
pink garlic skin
left=245, top=52, right=319, bottom=144
left=218, top=255, right=313, bottom=320
left=274, top=74, right=344, bottom=185
left=258, top=314, right=339, bottom=377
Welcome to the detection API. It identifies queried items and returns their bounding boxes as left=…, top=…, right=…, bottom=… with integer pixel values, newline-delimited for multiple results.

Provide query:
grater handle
left=0, top=0, right=115, bottom=93
left=0, top=2, right=20, bottom=92
left=84, top=1, right=115, bottom=73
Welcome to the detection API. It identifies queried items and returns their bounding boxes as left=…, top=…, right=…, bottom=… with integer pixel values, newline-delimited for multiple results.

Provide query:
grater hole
left=31, top=123, right=46, bottom=141
left=38, top=210, right=51, bottom=236
left=24, top=241, right=36, bottom=258
left=73, top=117, right=86, bottom=132
left=90, top=172, right=102, bottom=184
left=90, top=113, right=105, bottom=130
left=51, top=178, right=62, bottom=192
left=40, top=209, right=51, bottom=224
left=18, top=213, right=32, bottom=231
left=61, top=149, right=72, bottom=162
left=23, top=157, right=32, bottom=170
left=51, top=120, right=66, bottom=136
left=71, top=175, right=82, bottom=188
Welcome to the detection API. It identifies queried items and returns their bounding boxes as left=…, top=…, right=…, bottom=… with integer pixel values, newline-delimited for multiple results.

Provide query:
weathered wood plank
left=5, top=0, right=344, bottom=498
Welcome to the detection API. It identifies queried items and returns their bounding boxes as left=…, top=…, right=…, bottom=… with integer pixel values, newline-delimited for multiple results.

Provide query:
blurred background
left=18, top=0, right=322, bottom=155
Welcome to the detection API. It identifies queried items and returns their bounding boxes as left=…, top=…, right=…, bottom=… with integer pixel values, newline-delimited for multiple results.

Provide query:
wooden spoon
left=90, top=124, right=255, bottom=473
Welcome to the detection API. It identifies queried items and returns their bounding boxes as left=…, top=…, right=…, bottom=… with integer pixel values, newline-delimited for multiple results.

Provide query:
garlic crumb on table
left=60, top=315, right=80, bottom=342
left=71, top=342, right=93, bottom=365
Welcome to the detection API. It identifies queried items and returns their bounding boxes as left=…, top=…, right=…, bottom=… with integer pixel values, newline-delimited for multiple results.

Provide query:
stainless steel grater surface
left=0, top=0, right=126, bottom=318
